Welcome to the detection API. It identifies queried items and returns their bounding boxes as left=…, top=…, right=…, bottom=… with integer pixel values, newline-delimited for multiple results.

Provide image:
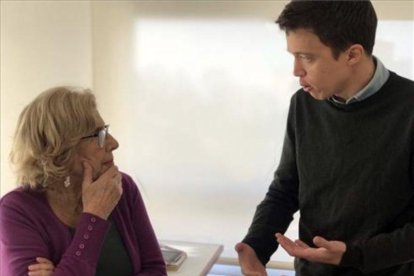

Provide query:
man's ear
left=346, top=44, right=364, bottom=66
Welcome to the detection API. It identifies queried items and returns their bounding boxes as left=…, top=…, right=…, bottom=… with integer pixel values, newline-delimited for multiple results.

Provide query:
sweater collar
left=329, top=57, right=390, bottom=105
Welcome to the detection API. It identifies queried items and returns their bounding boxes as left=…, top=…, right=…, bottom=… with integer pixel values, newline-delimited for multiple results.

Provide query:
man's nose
left=293, top=59, right=306, bottom=77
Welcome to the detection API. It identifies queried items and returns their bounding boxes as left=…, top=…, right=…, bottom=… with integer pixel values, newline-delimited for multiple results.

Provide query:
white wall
left=0, top=1, right=93, bottom=196
left=1, top=0, right=413, bottom=267
left=91, top=1, right=414, bottom=264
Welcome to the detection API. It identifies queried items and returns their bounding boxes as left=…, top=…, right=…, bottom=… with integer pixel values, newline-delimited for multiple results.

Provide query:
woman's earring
left=64, top=176, right=71, bottom=188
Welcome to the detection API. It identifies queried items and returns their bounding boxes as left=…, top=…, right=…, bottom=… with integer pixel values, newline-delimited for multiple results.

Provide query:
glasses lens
left=98, top=126, right=108, bottom=148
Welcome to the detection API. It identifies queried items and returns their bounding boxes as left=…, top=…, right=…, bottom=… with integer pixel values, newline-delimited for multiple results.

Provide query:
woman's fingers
left=28, top=257, right=55, bottom=276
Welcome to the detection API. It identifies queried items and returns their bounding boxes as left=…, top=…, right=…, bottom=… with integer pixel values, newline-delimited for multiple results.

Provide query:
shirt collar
left=330, top=57, right=389, bottom=105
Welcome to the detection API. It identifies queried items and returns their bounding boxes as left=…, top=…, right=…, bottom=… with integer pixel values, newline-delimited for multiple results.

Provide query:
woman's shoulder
left=120, top=172, right=138, bottom=191
left=119, top=172, right=146, bottom=204
left=120, top=172, right=142, bottom=198
left=0, top=188, right=47, bottom=222
left=0, top=188, right=44, bottom=207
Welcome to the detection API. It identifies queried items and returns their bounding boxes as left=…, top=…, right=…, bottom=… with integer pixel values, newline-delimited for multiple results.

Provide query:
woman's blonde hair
left=10, top=86, right=101, bottom=189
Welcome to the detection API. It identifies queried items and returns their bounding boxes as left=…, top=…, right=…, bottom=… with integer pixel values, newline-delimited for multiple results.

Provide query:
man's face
left=286, top=28, right=351, bottom=100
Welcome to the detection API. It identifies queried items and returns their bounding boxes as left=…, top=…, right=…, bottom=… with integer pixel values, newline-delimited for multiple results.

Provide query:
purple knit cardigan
left=0, top=173, right=167, bottom=276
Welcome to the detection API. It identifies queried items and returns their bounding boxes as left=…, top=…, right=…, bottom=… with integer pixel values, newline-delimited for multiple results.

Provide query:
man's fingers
left=235, top=242, right=246, bottom=253
left=235, top=242, right=267, bottom=276
left=276, top=234, right=346, bottom=265
left=275, top=233, right=295, bottom=247
left=275, top=233, right=285, bottom=245
left=295, top=239, right=310, bottom=248
left=313, top=236, right=331, bottom=249
left=275, top=233, right=300, bottom=256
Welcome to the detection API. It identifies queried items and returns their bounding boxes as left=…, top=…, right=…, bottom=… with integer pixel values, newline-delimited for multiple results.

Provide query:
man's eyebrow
left=288, top=51, right=314, bottom=56
left=286, top=49, right=311, bottom=55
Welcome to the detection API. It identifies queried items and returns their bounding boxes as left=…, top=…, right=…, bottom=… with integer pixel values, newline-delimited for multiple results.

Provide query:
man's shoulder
left=387, top=71, right=414, bottom=92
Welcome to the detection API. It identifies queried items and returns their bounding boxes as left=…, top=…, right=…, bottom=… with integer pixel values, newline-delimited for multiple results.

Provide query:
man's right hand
left=235, top=242, right=267, bottom=276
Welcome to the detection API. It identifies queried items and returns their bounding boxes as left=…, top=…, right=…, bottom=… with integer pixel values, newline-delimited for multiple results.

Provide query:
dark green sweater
left=243, top=72, right=414, bottom=275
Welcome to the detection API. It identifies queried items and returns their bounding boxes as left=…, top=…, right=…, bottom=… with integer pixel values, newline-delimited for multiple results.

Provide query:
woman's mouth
left=103, top=160, right=114, bottom=166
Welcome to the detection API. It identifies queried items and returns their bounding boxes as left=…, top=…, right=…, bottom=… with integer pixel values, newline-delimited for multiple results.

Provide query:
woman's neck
left=46, top=178, right=83, bottom=228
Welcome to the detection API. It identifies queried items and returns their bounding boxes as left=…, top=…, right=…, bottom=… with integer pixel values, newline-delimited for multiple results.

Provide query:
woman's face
left=71, top=117, right=119, bottom=181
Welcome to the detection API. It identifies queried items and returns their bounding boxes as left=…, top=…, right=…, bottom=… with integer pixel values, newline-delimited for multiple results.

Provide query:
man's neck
left=335, top=56, right=376, bottom=101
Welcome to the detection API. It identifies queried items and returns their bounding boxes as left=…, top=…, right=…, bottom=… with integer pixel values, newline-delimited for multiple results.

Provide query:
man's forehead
left=286, top=30, right=328, bottom=54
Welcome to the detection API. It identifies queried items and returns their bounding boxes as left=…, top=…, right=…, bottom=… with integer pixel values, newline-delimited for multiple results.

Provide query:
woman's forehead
left=93, top=113, right=105, bottom=128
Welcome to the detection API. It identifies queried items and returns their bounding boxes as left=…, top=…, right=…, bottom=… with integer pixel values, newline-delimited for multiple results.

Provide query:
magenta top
left=0, top=173, right=166, bottom=276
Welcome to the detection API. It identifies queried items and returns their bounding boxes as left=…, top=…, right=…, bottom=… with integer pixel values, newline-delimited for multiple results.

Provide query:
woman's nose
left=106, top=133, right=119, bottom=151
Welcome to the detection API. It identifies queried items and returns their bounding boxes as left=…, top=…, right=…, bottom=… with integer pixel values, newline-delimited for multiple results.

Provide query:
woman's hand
left=28, top=257, right=55, bottom=276
left=81, top=162, right=123, bottom=220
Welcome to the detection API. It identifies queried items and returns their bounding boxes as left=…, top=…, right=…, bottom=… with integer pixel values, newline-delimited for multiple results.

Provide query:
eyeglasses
left=81, top=125, right=109, bottom=148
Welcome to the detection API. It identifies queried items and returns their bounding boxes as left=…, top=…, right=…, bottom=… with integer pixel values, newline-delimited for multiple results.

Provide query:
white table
left=160, top=240, right=224, bottom=276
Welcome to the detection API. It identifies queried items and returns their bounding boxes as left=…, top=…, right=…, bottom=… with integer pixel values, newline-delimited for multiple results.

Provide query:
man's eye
left=299, top=54, right=312, bottom=61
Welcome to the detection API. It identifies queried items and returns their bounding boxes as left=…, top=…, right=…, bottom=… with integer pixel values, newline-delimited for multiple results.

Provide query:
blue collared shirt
left=330, top=57, right=389, bottom=104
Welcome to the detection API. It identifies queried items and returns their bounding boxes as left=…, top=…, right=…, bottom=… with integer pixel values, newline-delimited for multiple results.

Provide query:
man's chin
left=309, top=91, right=327, bottom=101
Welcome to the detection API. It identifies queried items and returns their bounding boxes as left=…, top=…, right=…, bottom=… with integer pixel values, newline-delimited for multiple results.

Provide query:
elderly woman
left=0, top=87, right=166, bottom=276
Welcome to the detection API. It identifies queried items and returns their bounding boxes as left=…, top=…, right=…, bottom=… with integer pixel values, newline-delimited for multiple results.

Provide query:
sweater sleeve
left=242, top=95, right=300, bottom=265
left=122, top=174, right=167, bottom=276
left=0, top=192, right=110, bottom=276
left=340, top=220, right=414, bottom=273
left=56, top=213, right=110, bottom=275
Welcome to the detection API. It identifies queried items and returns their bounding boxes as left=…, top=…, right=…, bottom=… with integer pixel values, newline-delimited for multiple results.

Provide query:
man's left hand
left=275, top=233, right=346, bottom=265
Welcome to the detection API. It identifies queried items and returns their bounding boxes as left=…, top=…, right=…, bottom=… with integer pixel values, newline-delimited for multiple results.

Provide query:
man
left=236, top=1, right=414, bottom=275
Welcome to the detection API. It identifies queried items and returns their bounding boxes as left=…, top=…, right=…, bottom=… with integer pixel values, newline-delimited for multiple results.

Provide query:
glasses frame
left=81, top=125, right=109, bottom=148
